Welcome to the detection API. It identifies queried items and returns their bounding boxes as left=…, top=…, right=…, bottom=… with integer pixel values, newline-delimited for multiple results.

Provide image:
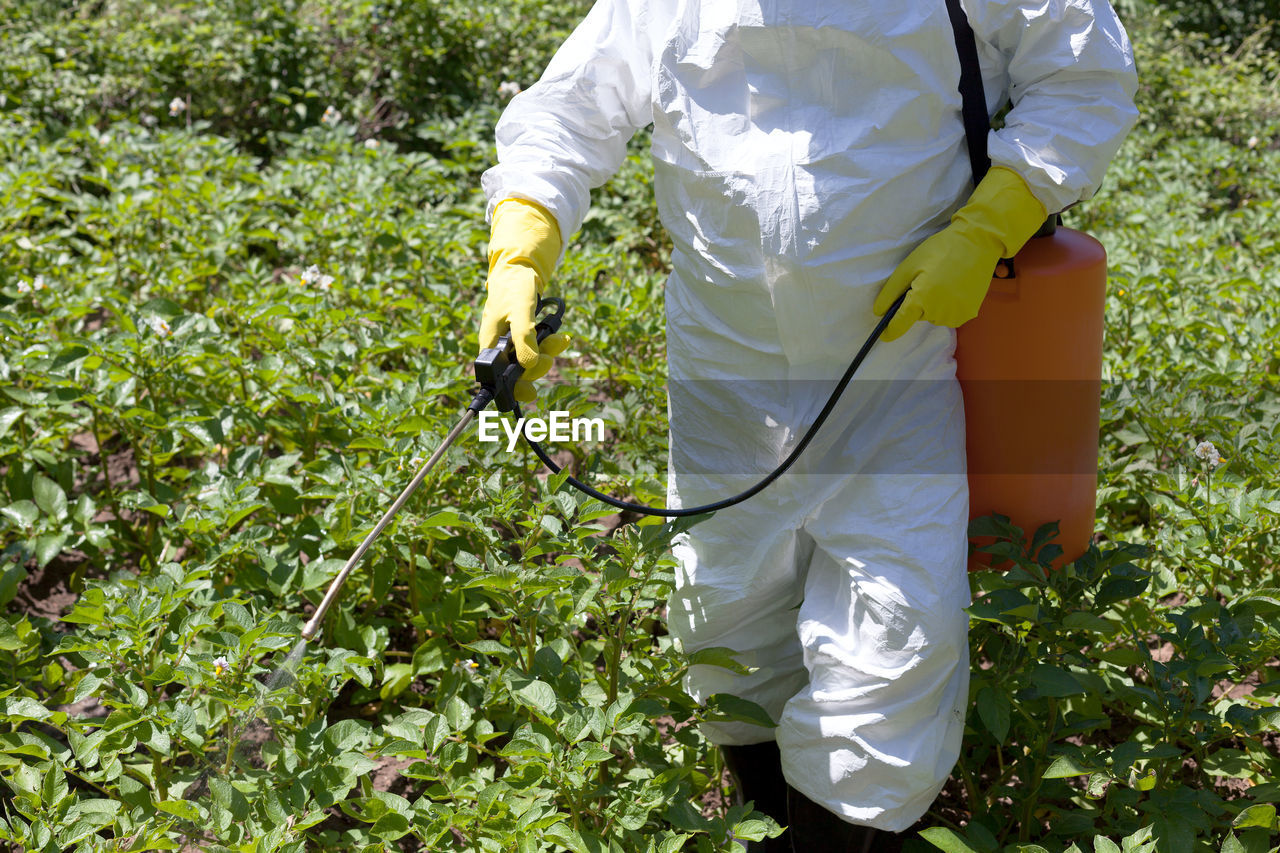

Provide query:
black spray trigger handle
left=471, top=296, right=567, bottom=414
left=534, top=295, right=566, bottom=336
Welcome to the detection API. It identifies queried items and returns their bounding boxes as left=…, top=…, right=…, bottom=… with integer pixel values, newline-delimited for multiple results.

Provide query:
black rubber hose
left=514, top=292, right=907, bottom=518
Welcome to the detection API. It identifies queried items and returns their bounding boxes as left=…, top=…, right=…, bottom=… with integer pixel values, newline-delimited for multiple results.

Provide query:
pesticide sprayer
left=300, top=0, right=1112, bottom=640
left=300, top=225, right=1108, bottom=640
left=299, top=292, right=908, bottom=641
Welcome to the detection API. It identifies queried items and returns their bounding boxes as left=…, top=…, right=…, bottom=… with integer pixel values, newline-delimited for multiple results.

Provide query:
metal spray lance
left=300, top=297, right=567, bottom=641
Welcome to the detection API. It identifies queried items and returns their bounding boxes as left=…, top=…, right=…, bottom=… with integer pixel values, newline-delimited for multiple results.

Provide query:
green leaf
left=703, top=694, right=776, bottom=729
left=1086, top=772, right=1110, bottom=799
left=544, top=823, right=589, bottom=853
left=1231, top=589, right=1280, bottom=614
left=70, top=495, right=96, bottom=526
left=919, top=827, right=980, bottom=853
left=423, top=715, right=447, bottom=754
left=1232, top=804, right=1276, bottom=829
left=513, top=680, right=558, bottom=718
left=0, top=733, right=50, bottom=762
left=574, top=744, right=613, bottom=766
left=0, top=500, right=38, bottom=527
left=1120, top=824, right=1155, bottom=853
left=138, top=721, right=171, bottom=754
left=611, top=796, right=653, bottom=831
left=1202, top=749, right=1253, bottom=778
left=380, top=663, right=413, bottom=700
left=965, top=822, right=999, bottom=852
left=444, top=695, right=473, bottom=732
left=1095, top=839, right=1122, bottom=853
left=322, top=719, right=369, bottom=754
left=412, top=639, right=448, bottom=674
left=967, top=514, right=1020, bottom=541
left=40, top=765, right=68, bottom=807
left=687, top=646, right=756, bottom=675
left=0, top=696, right=52, bottom=722
left=463, top=640, right=516, bottom=664
left=208, top=778, right=250, bottom=822
left=72, top=673, right=103, bottom=703
left=1063, top=611, right=1117, bottom=634
left=731, top=819, right=772, bottom=842
left=1096, top=577, right=1149, bottom=610
left=420, top=510, right=462, bottom=528
left=155, top=799, right=203, bottom=821
left=0, top=408, right=23, bottom=441
left=371, top=812, right=411, bottom=841
left=0, top=619, right=22, bottom=651
left=0, top=565, right=29, bottom=609
left=1029, top=663, right=1087, bottom=698
left=34, top=532, right=68, bottom=567
left=501, top=735, right=553, bottom=761
left=1133, top=770, right=1157, bottom=791
left=1221, top=833, right=1245, bottom=853
left=658, top=834, right=693, bottom=853
left=976, top=686, right=1010, bottom=743
left=1043, top=754, right=1099, bottom=779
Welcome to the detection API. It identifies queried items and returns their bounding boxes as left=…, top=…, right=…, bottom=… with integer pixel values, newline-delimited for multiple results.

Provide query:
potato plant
left=2, top=1, right=1279, bottom=852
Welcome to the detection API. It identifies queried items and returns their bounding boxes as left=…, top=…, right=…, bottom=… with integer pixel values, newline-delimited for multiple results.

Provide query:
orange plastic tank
left=956, top=226, right=1106, bottom=570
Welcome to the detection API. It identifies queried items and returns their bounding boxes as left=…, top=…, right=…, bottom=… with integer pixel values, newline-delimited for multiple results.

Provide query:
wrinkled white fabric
left=484, top=0, right=1137, bottom=832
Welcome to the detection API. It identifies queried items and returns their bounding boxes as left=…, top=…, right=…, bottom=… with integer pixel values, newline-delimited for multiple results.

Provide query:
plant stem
left=91, top=408, right=118, bottom=513
left=153, top=750, right=168, bottom=800
left=1016, top=697, right=1056, bottom=844
left=408, top=540, right=421, bottom=644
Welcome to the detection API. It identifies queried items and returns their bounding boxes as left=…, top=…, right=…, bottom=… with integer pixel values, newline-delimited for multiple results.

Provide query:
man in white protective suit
left=477, top=1, right=1138, bottom=849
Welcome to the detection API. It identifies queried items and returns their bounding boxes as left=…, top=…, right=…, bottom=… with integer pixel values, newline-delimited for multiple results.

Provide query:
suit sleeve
left=481, top=0, right=656, bottom=241
left=966, top=0, right=1140, bottom=214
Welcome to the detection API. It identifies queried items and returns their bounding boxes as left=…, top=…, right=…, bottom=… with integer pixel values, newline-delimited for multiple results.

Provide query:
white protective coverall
left=483, top=0, right=1138, bottom=832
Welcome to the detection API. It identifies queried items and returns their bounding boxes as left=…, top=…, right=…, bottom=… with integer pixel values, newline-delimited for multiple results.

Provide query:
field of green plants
left=1, top=0, right=1278, bottom=851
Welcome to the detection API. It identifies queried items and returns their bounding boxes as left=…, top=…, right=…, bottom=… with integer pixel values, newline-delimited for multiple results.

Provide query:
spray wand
left=300, top=297, right=568, bottom=640
left=301, top=292, right=905, bottom=641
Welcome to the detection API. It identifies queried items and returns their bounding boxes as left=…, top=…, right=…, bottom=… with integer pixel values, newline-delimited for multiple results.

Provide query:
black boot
left=784, top=785, right=898, bottom=853
left=721, top=742, right=791, bottom=852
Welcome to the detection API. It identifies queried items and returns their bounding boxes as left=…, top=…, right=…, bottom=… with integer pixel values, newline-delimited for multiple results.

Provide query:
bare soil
left=13, top=548, right=101, bottom=626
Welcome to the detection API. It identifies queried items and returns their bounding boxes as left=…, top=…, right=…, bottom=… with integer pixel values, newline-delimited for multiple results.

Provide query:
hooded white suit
left=483, top=0, right=1137, bottom=831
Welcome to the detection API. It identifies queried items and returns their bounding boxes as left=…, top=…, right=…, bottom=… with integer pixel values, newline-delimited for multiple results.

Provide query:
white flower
left=364, top=138, right=379, bottom=150
left=140, top=112, right=157, bottom=127
left=1248, top=136, right=1260, bottom=149
left=321, top=105, right=342, bottom=126
left=1194, top=440, right=1224, bottom=467
left=32, top=275, right=46, bottom=291
left=212, top=655, right=229, bottom=675
left=145, top=316, right=172, bottom=338
left=398, top=455, right=425, bottom=472
left=452, top=659, right=480, bottom=673
left=300, top=264, right=335, bottom=290
left=498, top=81, right=522, bottom=99
left=169, top=97, right=186, bottom=116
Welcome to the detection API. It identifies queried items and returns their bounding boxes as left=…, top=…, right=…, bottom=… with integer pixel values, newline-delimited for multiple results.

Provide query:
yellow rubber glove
left=479, top=198, right=572, bottom=403
left=873, top=166, right=1048, bottom=342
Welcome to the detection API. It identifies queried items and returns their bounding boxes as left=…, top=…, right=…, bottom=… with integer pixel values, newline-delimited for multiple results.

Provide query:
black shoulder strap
left=943, top=0, right=991, bottom=187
